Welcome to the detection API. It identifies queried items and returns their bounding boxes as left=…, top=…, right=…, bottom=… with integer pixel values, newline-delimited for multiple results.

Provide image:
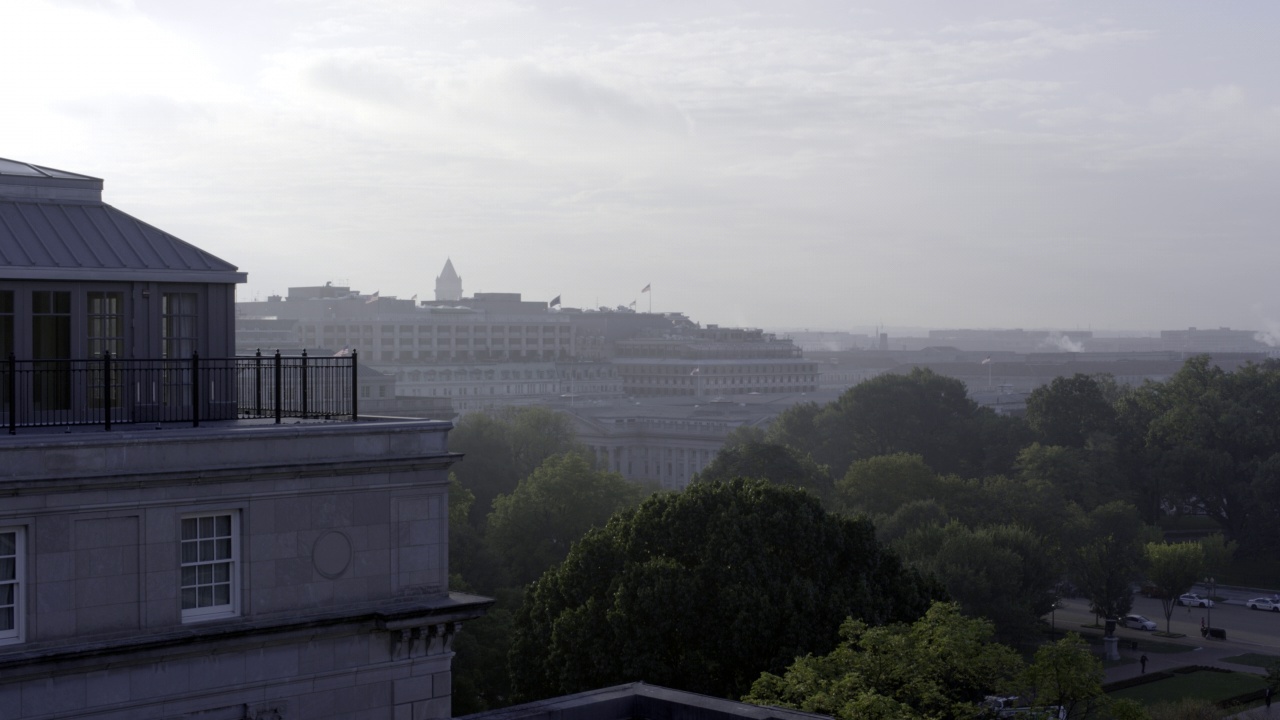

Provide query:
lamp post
left=1206, top=576, right=1215, bottom=630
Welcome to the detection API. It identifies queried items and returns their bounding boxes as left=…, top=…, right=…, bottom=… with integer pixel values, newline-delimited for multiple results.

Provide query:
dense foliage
left=745, top=602, right=1023, bottom=720
left=508, top=479, right=942, bottom=702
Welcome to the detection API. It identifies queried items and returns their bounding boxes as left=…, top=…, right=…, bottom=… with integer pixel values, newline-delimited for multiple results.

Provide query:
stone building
left=0, top=158, right=487, bottom=719
left=613, top=325, right=819, bottom=397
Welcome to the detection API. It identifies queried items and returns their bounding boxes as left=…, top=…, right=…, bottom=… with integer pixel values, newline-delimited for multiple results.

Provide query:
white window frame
left=179, top=511, right=240, bottom=622
left=0, top=526, right=25, bottom=645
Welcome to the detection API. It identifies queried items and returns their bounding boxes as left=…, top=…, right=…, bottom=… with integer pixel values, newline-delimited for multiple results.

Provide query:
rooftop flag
left=641, top=284, right=651, bottom=293
left=550, top=295, right=561, bottom=307
left=365, top=291, right=380, bottom=304
left=981, top=356, right=992, bottom=365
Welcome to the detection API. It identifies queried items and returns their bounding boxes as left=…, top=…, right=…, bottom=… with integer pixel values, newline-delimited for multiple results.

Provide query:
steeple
left=435, top=258, right=463, bottom=301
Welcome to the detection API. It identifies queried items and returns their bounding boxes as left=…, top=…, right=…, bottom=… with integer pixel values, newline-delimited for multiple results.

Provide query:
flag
left=550, top=295, right=561, bottom=307
left=690, top=367, right=700, bottom=376
left=365, top=291, right=380, bottom=304
left=641, top=284, right=651, bottom=293
left=629, top=300, right=636, bottom=308
left=981, top=356, right=991, bottom=365
left=334, top=346, right=351, bottom=357
left=410, top=294, right=418, bottom=302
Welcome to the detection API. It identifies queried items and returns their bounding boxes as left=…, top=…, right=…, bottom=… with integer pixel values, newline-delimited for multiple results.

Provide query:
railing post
left=103, top=352, right=112, bottom=432
left=191, top=351, right=200, bottom=428
left=254, top=349, right=262, bottom=417
left=273, top=350, right=282, bottom=425
left=351, top=349, right=358, bottom=422
left=7, top=353, right=15, bottom=435
left=300, top=349, right=309, bottom=419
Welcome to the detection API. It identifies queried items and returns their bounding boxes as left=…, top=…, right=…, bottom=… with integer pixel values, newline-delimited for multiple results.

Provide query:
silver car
left=1178, top=593, right=1215, bottom=608
left=1122, top=614, right=1157, bottom=630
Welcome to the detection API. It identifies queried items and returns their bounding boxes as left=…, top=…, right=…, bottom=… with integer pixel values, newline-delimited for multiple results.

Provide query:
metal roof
left=0, top=157, right=245, bottom=284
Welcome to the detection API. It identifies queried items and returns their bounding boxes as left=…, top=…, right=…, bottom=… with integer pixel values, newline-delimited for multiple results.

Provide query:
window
left=162, top=293, right=198, bottom=358
left=1, top=527, right=25, bottom=644
left=180, top=512, right=239, bottom=621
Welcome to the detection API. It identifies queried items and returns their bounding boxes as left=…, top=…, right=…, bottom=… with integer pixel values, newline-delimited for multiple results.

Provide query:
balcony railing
left=3, top=350, right=359, bottom=434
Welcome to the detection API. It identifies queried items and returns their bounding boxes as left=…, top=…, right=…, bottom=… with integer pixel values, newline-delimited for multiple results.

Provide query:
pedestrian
left=1266, top=687, right=1272, bottom=711
left=1140, top=654, right=1148, bottom=674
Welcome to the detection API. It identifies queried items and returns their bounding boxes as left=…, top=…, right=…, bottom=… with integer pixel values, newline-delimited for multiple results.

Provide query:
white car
left=1178, top=593, right=1215, bottom=608
left=1122, top=614, right=1158, bottom=631
left=1247, top=597, right=1280, bottom=612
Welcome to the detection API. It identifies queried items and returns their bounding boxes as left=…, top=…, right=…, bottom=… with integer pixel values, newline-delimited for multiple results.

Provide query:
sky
left=4, top=0, right=1279, bottom=334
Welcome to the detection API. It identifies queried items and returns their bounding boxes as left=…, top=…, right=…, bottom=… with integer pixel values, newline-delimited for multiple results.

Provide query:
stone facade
left=0, top=419, right=489, bottom=720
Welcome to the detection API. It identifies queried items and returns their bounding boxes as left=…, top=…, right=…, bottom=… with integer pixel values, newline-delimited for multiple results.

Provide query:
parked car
left=1178, top=593, right=1215, bottom=608
left=1122, top=614, right=1158, bottom=630
left=1246, top=597, right=1280, bottom=612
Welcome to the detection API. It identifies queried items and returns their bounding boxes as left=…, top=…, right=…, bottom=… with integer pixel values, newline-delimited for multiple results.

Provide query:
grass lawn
left=1110, top=670, right=1267, bottom=705
left=1221, top=653, right=1280, bottom=669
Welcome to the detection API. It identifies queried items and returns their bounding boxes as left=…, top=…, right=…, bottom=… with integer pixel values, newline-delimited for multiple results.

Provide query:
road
left=1050, top=592, right=1280, bottom=655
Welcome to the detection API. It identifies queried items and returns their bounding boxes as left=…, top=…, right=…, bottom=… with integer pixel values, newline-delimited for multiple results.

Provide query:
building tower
left=435, top=258, right=462, bottom=301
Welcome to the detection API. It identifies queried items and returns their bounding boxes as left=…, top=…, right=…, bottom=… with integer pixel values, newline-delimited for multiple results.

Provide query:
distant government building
left=236, top=266, right=821, bottom=490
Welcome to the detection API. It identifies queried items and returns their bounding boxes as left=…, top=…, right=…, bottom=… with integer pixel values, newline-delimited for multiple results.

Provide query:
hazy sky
left=5, top=1, right=1278, bottom=333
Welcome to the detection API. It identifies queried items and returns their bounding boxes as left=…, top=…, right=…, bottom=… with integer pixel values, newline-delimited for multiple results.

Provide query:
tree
left=1015, top=443, right=1109, bottom=511
left=449, top=406, right=584, bottom=528
left=744, top=602, right=1023, bottom=720
left=1145, top=542, right=1206, bottom=634
left=1138, top=357, right=1280, bottom=555
left=835, top=453, right=939, bottom=518
left=808, top=369, right=986, bottom=478
left=1025, top=374, right=1120, bottom=449
left=765, top=401, right=823, bottom=458
left=922, top=523, right=1059, bottom=645
left=487, top=453, right=650, bottom=587
left=1013, top=633, right=1107, bottom=720
left=508, top=479, right=942, bottom=702
left=696, top=440, right=834, bottom=504
left=1065, top=502, right=1158, bottom=623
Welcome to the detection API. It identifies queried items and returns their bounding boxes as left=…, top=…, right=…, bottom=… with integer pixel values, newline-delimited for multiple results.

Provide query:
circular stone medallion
left=312, top=530, right=353, bottom=579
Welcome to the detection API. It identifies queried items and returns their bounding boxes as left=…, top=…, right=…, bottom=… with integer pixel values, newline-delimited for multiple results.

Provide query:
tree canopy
left=695, top=439, right=834, bottom=504
left=449, top=406, right=584, bottom=528
left=1145, top=541, right=1206, bottom=633
left=487, top=453, right=650, bottom=587
left=508, top=479, right=942, bottom=702
left=744, top=602, right=1023, bottom=720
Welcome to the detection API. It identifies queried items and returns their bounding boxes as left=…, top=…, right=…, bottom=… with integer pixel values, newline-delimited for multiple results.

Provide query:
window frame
left=179, top=511, right=241, bottom=622
left=0, top=525, right=25, bottom=645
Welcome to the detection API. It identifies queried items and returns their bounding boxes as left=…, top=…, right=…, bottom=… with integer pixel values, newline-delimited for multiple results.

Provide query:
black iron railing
left=2, top=350, right=359, bottom=434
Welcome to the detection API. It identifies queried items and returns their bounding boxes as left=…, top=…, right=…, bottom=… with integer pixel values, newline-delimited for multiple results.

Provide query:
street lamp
left=1206, top=576, right=1215, bottom=630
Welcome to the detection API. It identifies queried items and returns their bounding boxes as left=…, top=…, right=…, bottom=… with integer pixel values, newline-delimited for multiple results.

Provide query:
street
left=1050, top=590, right=1280, bottom=657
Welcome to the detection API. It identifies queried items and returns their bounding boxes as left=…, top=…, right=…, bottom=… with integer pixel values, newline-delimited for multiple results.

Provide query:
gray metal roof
left=0, top=157, right=245, bottom=284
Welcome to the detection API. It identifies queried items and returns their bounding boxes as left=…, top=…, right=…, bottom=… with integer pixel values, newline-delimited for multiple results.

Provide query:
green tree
left=1065, top=502, right=1159, bottom=623
left=1138, top=357, right=1280, bottom=555
left=487, top=453, right=650, bottom=587
left=722, top=424, right=767, bottom=449
left=508, top=479, right=942, bottom=702
left=696, top=440, right=834, bottom=504
left=765, top=401, right=823, bottom=458
left=450, top=406, right=584, bottom=528
left=1144, top=542, right=1206, bottom=634
left=922, top=523, right=1059, bottom=645
left=1025, top=374, right=1121, bottom=449
left=810, top=369, right=986, bottom=478
left=744, top=602, right=1023, bottom=720
left=1013, top=633, right=1107, bottom=720
left=1015, top=443, right=1110, bottom=511
left=835, top=453, right=939, bottom=517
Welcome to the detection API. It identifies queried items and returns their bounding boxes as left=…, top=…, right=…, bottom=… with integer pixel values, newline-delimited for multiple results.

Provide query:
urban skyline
left=5, top=1, right=1278, bottom=333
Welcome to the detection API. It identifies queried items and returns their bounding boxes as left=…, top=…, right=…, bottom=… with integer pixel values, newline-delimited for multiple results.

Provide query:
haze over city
left=4, top=0, right=1277, bottom=332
